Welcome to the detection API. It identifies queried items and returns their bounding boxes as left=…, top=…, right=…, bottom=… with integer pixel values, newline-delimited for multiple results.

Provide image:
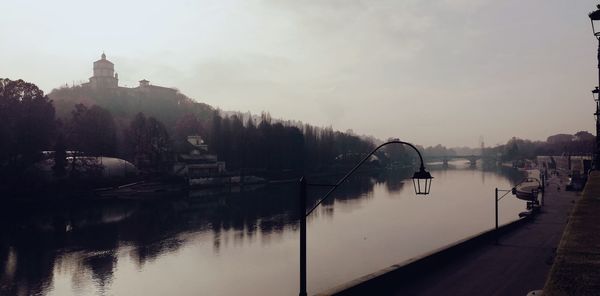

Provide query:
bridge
left=425, top=137, right=497, bottom=167
left=426, top=155, right=497, bottom=167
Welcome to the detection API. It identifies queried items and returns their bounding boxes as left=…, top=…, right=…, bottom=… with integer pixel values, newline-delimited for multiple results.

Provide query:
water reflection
left=0, top=165, right=525, bottom=296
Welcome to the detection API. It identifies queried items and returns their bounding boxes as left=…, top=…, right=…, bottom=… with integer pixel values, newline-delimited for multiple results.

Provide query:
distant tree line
left=1, top=78, right=432, bottom=194
left=484, top=132, right=595, bottom=162
left=13, top=78, right=566, bottom=195
left=46, top=80, right=441, bottom=174
left=201, top=111, right=381, bottom=173
left=420, top=144, right=457, bottom=158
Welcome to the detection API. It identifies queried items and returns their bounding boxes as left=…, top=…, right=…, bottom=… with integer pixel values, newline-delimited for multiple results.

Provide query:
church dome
left=95, top=52, right=113, bottom=65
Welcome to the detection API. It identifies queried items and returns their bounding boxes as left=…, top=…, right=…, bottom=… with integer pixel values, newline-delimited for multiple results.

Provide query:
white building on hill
left=82, top=52, right=177, bottom=96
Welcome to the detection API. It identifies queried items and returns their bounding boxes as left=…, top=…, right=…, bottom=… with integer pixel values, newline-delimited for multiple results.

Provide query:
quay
left=543, top=171, right=600, bottom=295
left=319, top=172, right=580, bottom=296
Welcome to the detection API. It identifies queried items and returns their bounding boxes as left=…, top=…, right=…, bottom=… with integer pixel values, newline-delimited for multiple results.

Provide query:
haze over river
left=0, top=161, right=526, bottom=295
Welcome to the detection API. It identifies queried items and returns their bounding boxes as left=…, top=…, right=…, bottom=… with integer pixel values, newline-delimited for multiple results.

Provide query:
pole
left=299, top=177, right=307, bottom=296
left=495, top=188, right=499, bottom=244
left=596, top=98, right=600, bottom=169
left=495, top=188, right=499, bottom=231
left=541, top=173, right=545, bottom=207
left=596, top=37, right=600, bottom=169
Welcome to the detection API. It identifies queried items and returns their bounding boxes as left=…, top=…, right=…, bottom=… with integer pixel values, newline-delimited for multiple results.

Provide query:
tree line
left=5, top=78, right=595, bottom=192
left=484, top=132, right=595, bottom=162
left=1, top=78, right=427, bottom=193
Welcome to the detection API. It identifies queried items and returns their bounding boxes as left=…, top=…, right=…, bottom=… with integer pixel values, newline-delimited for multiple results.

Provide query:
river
left=0, top=162, right=526, bottom=295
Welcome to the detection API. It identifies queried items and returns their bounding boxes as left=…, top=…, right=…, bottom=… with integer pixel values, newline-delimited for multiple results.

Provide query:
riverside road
left=333, top=173, right=578, bottom=296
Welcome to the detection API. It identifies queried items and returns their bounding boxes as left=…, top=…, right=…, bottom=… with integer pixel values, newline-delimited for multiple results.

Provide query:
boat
left=95, top=181, right=187, bottom=200
left=513, top=178, right=541, bottom=201
left=188, top=175, right=266, bottom=187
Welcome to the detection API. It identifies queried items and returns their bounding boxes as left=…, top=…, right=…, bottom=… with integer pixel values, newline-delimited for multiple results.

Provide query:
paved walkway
left=333, top=174, right=578, bottom=296
left=543, top=171, right=600, bottom=295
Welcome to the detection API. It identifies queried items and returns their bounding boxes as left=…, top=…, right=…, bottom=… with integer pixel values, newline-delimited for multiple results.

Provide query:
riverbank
left=322, top=172, right=576, bottom=296
left=0, top=165, right=409, bottom=205
left=543, top=171, right=600, bottom=295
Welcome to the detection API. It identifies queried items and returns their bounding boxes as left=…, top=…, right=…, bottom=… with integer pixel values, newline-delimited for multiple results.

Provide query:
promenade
left=328, top=173, right=578, bottom=296
left=543, top=171, right=600, bottom=295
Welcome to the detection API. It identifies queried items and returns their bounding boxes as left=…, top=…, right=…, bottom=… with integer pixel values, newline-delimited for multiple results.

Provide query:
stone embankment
left=543, top=171, right=600, bottom=295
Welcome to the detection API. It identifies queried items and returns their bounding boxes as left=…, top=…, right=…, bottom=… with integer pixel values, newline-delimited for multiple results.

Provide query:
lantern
left=590, top=5, right=600, bottom=36
left=412, top=167, right=433, bottom=195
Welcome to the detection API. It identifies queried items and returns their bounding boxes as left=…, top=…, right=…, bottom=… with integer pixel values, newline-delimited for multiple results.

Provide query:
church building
left=85, top=53, right=119, bottom=89
left=82, top=52, right=177, bottom=96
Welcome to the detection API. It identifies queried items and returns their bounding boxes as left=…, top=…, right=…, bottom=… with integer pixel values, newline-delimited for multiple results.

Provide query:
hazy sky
left=1, top=0, right=598, bottom=147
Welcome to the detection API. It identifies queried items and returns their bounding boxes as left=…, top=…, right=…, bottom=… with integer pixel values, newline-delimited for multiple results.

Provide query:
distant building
left=173, top=136, right=226, bottom=182
left=82, top=52, right=177, bottom=96
left=84, top=52, right=119, bottom=89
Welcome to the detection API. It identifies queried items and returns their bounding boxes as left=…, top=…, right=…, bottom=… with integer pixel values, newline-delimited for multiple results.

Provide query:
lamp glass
left=412, top=169, right=433, bottom=195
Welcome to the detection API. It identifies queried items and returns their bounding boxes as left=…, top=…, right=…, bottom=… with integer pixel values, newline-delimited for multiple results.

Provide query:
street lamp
left=589, top=5, right=600, bottom=169
left=297, top=140, right=432, bottom=296
left=589, top=5, right=600, bottom=37
left=412, top=166, right=433, bottom=195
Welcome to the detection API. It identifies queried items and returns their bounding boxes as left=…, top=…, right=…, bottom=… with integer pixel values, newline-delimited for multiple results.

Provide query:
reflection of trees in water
left=373, top=170, right=412, bottom=193
left=0, top=230, right=58, bottom=296
left=323, top=180, right=372, bottom=206
left=3, top=166, right=526, bottom=295
left=84, top=252, right=117, bottom=294
left=427, top=162, right=526, bottom=187
left=497, top=167, right=527, bottom=185
left=0, top=169, right=429, bottom=295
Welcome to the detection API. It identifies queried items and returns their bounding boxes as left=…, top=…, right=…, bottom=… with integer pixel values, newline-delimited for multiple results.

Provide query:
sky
left=1, top=0, right=598, bottom=147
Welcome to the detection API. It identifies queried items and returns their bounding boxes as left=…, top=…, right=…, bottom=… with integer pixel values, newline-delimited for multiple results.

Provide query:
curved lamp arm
left=304, top=140, right=428, bottom=217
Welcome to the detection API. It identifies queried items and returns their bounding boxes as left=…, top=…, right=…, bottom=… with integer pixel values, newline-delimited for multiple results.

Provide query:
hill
left=48, top=85, right=213, bottom=131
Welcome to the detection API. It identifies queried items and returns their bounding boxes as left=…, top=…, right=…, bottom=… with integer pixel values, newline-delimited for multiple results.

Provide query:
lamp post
left=592, top=87, right=600, bottom=169
left=494, top=188, right=513, bottom=244
left=298, top=140, right=433, bottom=296
left=588, top=5, right=600, bottom=169
left=495, top=176, right=545, bottom=244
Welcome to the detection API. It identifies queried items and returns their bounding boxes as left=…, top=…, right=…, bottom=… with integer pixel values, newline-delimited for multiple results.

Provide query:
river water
left=0, top=162, right=526, bottom=296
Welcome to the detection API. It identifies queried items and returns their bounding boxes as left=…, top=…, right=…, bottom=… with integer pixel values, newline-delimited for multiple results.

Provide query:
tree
left=574, top=131, right=595, bottom=142
left=68, top=104, right=117, bottom=156
left=146, top=116, right=171, bottom=171
left=52, top=133, right=67, bottom=177
left=126, top=113, right=171, bottom=171
left=208, top=110, right=222, bottom=154
left=384, top=138, right=411, bottom=166
left=0, top=78, right=56, bottom=170
left=174, top=113, right=205, bottom=151
left=128, top=112, right=148, bottom=167
left=571, top=131, right=594, bottom=155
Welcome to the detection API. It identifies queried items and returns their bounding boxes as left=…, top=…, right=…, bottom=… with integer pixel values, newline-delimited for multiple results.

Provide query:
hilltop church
left=82, top=53, right=177, bottom=97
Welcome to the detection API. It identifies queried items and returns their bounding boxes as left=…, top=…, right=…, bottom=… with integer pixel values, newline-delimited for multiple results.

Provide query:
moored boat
left=188, top=175, right=267, bottom=187
left=513, top=178, right=541, bottom=201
